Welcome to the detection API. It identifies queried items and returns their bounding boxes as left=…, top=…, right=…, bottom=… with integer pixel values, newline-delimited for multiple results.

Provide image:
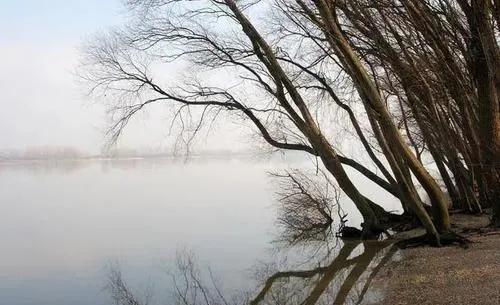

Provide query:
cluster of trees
left=0, top=146, right=87, bottom=160
left=81, top=0, right=499, bottom=245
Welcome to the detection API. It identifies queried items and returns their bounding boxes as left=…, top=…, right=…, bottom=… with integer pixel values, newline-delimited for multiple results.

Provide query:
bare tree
left=81, top=0, right=499, bottom=242
left=271, top=170, right=338, bottom=245
left=106, top=267, right=150, bottom=305
left=80, top=0, right=398, bottom=237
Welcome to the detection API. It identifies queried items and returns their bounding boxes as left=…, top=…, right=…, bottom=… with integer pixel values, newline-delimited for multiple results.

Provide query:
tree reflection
left=106, top=239, right=396, bottom=305
left=105, top=170, right=398, bottom=305
left=250, top=240, right=395, bottom=305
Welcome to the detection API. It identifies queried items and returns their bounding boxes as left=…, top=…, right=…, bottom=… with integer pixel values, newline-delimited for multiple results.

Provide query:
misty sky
left=0, top=0, right=244, bottom=154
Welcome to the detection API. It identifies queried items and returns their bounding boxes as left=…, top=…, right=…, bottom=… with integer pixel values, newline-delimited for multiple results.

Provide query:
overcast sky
left=0, top=0, right=245, bottom=154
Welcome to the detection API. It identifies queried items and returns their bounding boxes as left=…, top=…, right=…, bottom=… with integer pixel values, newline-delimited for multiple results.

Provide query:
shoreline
left=370, top=214, right=500, bottom=305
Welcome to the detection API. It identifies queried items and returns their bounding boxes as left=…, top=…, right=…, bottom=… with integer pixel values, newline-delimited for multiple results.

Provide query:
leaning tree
left=81, top=0, right=499, bottom=243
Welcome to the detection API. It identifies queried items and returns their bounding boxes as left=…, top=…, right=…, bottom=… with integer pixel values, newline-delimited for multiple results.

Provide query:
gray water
left=0, top=156, right=398, bottom=305
left=0, top=157, right=286, bottom=305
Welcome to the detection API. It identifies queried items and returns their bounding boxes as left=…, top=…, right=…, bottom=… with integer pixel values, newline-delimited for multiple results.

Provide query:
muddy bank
left=370, top=214, right=500, bottom=305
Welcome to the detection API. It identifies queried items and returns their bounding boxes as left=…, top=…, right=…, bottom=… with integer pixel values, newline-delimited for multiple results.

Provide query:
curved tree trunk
left=225, top=0, right=384, bottom=236
left=311, top=134, right=382, bottom=235
left=467, top=0, right=500, bottom=226
left=311, top=0, right=450, bottom=237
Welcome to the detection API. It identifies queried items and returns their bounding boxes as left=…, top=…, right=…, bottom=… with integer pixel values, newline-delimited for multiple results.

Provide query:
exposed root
left=336, top=225, right=387, bottom=240
left=337, top=226, right=363, bottom=240
left=439, top=231, right=471, bottom=248
left=461, top=226, right=500, bottom=237
left=386, top=215, right=422, bottom=232
left=396, top=231, right=471, bottom=249
left=391, top=221, right=420, bottom=232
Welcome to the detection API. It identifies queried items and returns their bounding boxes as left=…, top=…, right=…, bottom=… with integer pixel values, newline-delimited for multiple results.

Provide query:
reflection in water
left=0, top=153, right=293, bottom=175
left=248, top=173, right=399, bottom=305
left=102, top=164, right=398, bottom=305
left=0, top=159, right=90, bottom=174
left=0, top=157, right=400, bottom=305
left=108, top=235, right=397, bottom=305
left=249, top=241, right=396, bottom=305
left=0, top=157, right=281, bottom=305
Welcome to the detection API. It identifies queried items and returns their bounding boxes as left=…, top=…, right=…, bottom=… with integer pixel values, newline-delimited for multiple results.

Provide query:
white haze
left=0, top=0, right=247, bottom=156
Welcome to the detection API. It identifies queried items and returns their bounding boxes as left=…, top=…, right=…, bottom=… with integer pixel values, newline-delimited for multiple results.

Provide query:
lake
left=0, top=155, right=399, bottom=305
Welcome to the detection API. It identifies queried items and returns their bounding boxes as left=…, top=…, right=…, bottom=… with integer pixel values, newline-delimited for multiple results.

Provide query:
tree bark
left=311, top=0, right=450, bottom=237
left=465, top=0, right=500, bottom=225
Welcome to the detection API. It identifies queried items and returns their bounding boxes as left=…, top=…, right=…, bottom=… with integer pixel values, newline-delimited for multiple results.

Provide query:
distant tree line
left=0, top=146, right=86, bottom=160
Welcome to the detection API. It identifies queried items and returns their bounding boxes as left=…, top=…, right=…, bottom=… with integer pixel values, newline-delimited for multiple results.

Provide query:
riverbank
left=371, top=214, right=500, bottom=305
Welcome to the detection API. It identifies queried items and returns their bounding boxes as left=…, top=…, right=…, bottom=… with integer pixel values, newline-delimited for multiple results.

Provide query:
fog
left=0, top=3, right=408, bottom=305
left=0, top=0, right=245, bottom=155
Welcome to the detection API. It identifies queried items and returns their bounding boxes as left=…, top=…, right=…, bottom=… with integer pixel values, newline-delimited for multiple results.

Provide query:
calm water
left=0, top=156, right=399, bottom=305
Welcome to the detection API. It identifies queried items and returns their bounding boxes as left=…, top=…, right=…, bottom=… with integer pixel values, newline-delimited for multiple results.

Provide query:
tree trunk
left=311, top=134, right=383, bottom=235
left=312, top=0, right=450, bottom=237
left=466, top=0, right=500, bottom=225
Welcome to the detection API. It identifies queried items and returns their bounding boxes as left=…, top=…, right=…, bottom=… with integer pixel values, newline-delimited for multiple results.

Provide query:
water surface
left=0, top=156, right=398, bottom=305
left=0, top=157, right=282, bottom=305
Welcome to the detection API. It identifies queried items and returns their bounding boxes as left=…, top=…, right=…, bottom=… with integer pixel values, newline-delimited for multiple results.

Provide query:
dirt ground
left=370, top=214, right=500, bottom=305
